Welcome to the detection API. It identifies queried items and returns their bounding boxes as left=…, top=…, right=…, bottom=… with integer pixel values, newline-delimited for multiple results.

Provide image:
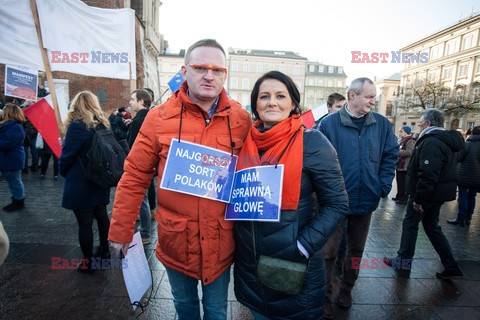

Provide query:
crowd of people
left=0, top=38, right=479, bottom=319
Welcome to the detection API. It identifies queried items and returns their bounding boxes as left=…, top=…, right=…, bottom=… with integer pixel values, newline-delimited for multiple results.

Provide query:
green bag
left=256, top=255, right=307, bottom=295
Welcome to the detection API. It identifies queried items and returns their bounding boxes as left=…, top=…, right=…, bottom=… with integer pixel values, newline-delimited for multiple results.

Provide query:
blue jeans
left=139, top=191, right=151, bottom=238
left=1, top=170, right=25, bottom=200
left=24, top=143, right=39, bottom=169
left=457, top=186, right=478, bottom=222
left=165, top=266, right=230, bottom=320
left=398, top=197, right=460, bottom=272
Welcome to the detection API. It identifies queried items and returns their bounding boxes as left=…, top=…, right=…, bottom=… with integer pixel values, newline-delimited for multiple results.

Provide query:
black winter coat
left=406, top=129, right=464, bottom=204
left=127, top=108, right=149, bottom=148
left=234, top=130, right=349, bottom=320
left=457, top=134, right=480, bottom=188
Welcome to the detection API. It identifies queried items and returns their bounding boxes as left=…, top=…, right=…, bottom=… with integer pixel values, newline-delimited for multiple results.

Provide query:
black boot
left=3, top=198, right=25, bottom=212
left=94, top=246, right=111, bottom=259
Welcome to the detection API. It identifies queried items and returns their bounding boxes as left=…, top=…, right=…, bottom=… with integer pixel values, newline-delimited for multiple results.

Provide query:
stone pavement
left=1, top=165, right=479, bottom=320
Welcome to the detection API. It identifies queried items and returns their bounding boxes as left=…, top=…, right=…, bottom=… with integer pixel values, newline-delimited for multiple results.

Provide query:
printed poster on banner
left=225, top=165, right=283, bottom=222
left=4, top=65, right=38, bottom=101
left=160, top=139, right=237, bottom=203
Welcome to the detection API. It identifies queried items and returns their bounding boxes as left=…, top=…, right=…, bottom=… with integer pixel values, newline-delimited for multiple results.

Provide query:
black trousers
left=398, top=197, right=460, bottom=272
left=73, top=205, right=110, bottom=260
left=395, top=170, right=407, bottom=201
left=40, top=153, right=58, bottom=176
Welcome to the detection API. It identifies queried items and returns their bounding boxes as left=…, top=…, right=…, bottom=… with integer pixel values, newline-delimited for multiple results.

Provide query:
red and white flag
left=23, top=97, right=62, bottom=158
left=301, top=103, right=328, bottom=128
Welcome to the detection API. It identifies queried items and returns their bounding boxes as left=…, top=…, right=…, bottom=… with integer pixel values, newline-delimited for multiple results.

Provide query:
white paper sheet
left=122, top=232, right=152, bottom=310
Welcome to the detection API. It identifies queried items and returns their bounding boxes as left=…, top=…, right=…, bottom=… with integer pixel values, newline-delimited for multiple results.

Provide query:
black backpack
left=81, top=124, right=129, bottom=188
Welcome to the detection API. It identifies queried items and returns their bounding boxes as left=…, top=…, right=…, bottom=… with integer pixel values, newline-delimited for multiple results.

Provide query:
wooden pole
left=29, top=0, right=65, bottom=137
left=129, top=62, right=136, bottom=92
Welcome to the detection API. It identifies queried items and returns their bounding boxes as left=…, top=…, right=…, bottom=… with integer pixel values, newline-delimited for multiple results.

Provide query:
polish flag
left=23, top=96, right=62, bottom=158
left=301, top=103, right=328, bottom=129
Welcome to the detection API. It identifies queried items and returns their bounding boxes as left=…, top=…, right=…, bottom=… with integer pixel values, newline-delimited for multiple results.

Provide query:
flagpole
left=129, top=62, right=136, bottom=92
left=29, top=0, right=65, bottom=138
left=159, top=88, right=170, bottom=99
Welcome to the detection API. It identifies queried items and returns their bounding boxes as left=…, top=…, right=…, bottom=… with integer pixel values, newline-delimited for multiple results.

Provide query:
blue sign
left=225, top=165, right=283, bottom=222
left=5, top=65, right=38, bottom=101
left=160, top=139, right=237, bottom=203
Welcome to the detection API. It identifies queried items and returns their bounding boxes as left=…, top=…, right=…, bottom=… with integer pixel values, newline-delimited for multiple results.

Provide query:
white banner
left=0, top=0, right=136, bottom=80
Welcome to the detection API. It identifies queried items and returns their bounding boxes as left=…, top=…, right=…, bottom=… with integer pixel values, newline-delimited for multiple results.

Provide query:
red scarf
left=237, top=116, right=304, bottom=210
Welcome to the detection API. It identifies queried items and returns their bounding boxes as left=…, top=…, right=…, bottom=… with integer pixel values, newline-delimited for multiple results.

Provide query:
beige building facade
left=375, top=73, right=400, bottom=124
left=157, top=51, right=185, bottom=104
left=227, top=49, right=307, bottom=111
left=304, top=62, right=347, bottom=110
left=395, top=13, right=480, bottom=133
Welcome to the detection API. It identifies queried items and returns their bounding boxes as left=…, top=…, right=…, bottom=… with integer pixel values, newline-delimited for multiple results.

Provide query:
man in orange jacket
left=108, top=39, right=252, bottom=320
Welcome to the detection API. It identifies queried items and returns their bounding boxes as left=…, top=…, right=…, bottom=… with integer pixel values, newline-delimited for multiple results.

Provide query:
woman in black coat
left=448, top=126, right=480, bottom=226
left=233, top=71, right=349, bottom=319
left=59, top=91, right=111, bottom=274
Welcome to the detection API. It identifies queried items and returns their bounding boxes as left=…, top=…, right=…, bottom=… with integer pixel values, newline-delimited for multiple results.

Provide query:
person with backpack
left=59, top=91, right=111, bottom=274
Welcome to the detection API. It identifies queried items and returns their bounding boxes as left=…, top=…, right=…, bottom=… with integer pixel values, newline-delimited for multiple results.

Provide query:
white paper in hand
left=122, top=232, right=152, bottom=310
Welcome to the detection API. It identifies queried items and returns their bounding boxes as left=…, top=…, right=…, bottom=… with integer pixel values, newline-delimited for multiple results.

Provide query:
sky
left=159, top=0, right=480, bottom=85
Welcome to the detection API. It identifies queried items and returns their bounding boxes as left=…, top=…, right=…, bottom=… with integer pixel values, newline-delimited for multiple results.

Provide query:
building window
left=242, top=79, right=249, bottom=90
left=242, top=63, right=249, bottom=73
left=430, top=45, right=442, bottom=60
left=467, top=122, right=475, bottom=129
left=256, top=63, right=263, bottom=73
left=318, top=65, right=324, bottom=72
left=386, top=102, right=393, bottom=116
left=309, top=65, right=315, bottom=72
left=318, top=79, right=324, bottom=86
left=293, top=66, right=300, bottom=75
left=445, top=40, right=457, bottom=56
left=427, top=71, right=436, bottom=81
left=279, top=64, right=286, bottom=73
left=337, top=67, right=343, bottom=74
left=458, top=63, right=468, bottom=78
left=307, top=79, right=314, bottom=86
left=232, top=62, right=238, bottom=72
left=328, top=80, right=333, bottom=87
left=268, top=64, right=275, bottom=71
left=230, top=78, right=238, bottom=89
left=337, top=80, right=343, bottom=87
left=473, top=87, right=480, bottom=101
left=328, top=66, right=334, bottom=73
left=442, top=67, right=452, bottom=80
left=463, top=35, right=473, bottom=50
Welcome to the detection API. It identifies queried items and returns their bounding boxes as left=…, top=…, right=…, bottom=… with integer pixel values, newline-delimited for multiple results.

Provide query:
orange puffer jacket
left=108, top=83, right=252, bottom=284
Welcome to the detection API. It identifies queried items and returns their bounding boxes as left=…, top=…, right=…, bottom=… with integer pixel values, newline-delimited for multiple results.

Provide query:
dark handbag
left=256, top=255, right=307, bottom=295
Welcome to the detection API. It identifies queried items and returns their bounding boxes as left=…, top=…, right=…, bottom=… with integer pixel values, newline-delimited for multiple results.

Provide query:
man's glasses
left=187, top=64, right=227, bottom=76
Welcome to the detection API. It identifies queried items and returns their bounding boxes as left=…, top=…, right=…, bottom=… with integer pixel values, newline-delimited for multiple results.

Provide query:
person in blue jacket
left=318, top=77, right=398, bottom=318
left=59, top=91, right=111, bottom=274
left=0, top=103, right=26, bottom=212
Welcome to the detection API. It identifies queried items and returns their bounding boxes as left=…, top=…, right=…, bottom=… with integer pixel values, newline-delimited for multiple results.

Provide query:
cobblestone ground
left=0, top=165, right=479, bottom=319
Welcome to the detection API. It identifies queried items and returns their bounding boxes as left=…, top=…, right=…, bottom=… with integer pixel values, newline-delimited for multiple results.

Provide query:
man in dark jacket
left=448, top=125, right=480, bottom=225
left=386, top=108, right=464, bottom=279
left=127, top=89, right=152, bottom=244
left=112, top=107, right=129, bottom=141
left=319, top=77, right=398, bottom=317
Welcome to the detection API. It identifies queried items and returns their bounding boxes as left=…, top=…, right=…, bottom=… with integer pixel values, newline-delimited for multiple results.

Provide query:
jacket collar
left=339, top=103, right=376, bottom=128
left=176, top=82, right=232, bottom=117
